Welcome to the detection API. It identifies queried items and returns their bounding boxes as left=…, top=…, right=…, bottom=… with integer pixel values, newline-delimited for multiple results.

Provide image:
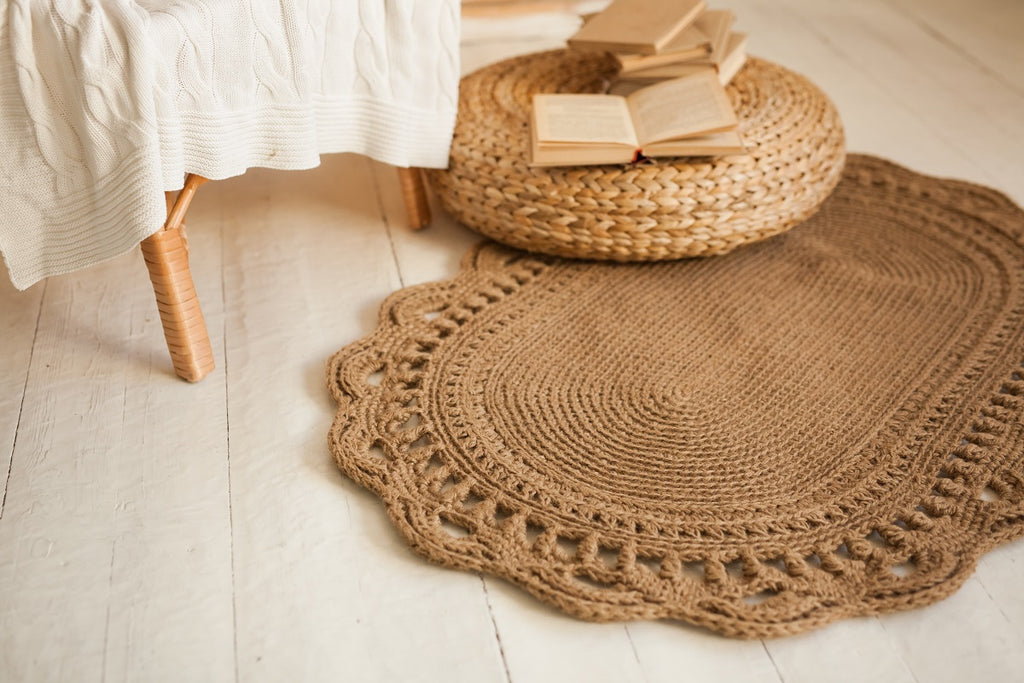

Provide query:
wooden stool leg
left=141, top=175, right=215, bottom=382
left=396, top=166, right=431, bottom=230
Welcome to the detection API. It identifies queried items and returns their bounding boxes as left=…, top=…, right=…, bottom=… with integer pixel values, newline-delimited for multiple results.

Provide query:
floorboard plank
left=0, top=268, right=128, bottom=682
left=976, top=543, right=1024, bottom=643
left=480, top=580, right=649, bottom=683
left=777, top=0, right=1024, bottom=195
left=763, top=618, right=916, bottom=683
left=878, top=577, right=1024, bottom=683
left=100, top=190, right=236, bottom=683
left=0, top=277, right=43, bottom=518
left=626, top=622, right=784, bottom=683
left=0, top=240, right=234, bottom=681
left=219, top=155, right=506, bottom=682
left=727, top=0, right=997, bottom=188
left=884, top=0, right=1024, bottom=96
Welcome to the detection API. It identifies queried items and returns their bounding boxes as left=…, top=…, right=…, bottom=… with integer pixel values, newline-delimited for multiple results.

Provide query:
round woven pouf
left=427, top=49, right=846, bottom=260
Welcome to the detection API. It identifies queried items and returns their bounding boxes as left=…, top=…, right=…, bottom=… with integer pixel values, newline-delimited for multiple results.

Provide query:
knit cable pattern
left=0, top=0, right=459, bottom=289
left=328, top=155, right=1024, bottom=638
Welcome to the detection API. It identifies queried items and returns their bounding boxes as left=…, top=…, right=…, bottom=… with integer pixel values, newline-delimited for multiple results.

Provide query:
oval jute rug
left=327, top=155, right=1024, bottom=638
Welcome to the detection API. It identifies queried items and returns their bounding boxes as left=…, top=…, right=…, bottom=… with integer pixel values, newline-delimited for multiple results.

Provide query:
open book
left=529, top=70, right=744, bottom=167
left=568, top=0, right=705, bottom=55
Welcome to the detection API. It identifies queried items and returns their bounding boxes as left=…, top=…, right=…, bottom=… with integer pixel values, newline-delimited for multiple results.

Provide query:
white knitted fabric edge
left=0, top=0, right=460, bottom=290
left=161, top=98, right=458, bottom=186
left=0, top=97, right=457, bottom=290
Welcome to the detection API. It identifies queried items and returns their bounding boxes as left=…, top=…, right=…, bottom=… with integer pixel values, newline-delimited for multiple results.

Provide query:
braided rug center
left=328, top=155, right=1024, bottom=638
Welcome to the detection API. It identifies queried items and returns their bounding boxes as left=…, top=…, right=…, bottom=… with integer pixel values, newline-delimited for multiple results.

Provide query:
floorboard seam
left=1, top=279, right=47, bottom=521
left=972, top=574, right=1024, bottom=646
left=480, top=577, right=513, bottom=683
left=760, top=640, right=787, bottom=683
left=221, top=215, right=241, bottom=683
left=874, top=616, right=923, bottom=683
left=623, top=625, right=648, bottom=682
left=371, top=162, right=406, bottom=289
left=100, top=540, right=117, bottom=683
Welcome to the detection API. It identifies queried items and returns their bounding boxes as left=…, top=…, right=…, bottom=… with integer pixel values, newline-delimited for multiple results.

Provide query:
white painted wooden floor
left=3, top=1, right=1024, bottom=681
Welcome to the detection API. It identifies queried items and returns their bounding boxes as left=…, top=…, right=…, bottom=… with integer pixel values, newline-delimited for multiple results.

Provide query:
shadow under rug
left=327, top=154, right=1024, bottom=638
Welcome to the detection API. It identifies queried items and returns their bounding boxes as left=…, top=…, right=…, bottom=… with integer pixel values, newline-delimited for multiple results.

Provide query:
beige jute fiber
left=427, top=50, right=846, bottom=261
left=328, top=155, right=1024, bottom=638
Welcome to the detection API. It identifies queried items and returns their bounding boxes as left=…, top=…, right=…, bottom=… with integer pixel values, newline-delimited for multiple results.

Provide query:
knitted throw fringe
left=328, top=155, right=1024, bottom=638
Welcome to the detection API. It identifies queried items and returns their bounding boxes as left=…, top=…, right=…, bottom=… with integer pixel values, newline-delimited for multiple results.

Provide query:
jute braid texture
left=328, top=156, right=1024, bottom=638
left=427, top=49, right=846, bottom=261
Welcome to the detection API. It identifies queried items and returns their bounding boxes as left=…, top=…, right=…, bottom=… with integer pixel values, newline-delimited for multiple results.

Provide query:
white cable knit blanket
left=0, top=0, right=459, bottom=290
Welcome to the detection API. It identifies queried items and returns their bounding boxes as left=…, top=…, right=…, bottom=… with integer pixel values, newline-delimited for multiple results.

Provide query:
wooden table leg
left=396, top=167, right=431, bottom=230
left=141, top=175, right=215, bottom=382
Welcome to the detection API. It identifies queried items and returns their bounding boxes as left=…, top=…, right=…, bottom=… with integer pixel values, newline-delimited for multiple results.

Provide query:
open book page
left=532, top=94, right=638, bottom=146
left=626, top=71, right=738, bottom=145
left=644, top=128, right=745, bottom=156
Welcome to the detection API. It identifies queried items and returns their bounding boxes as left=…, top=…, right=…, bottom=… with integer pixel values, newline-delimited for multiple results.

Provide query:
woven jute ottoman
left=427, top=50, right=846, bottom=260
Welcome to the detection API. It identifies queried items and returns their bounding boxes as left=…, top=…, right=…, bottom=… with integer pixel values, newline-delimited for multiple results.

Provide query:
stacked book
left=529, top=0, right=748, bottom=167
left=571, top=0, right=748, bottom=90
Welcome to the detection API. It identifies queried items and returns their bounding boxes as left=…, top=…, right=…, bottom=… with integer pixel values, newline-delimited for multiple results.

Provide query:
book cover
left=568, top=0, right=706, bottom=55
